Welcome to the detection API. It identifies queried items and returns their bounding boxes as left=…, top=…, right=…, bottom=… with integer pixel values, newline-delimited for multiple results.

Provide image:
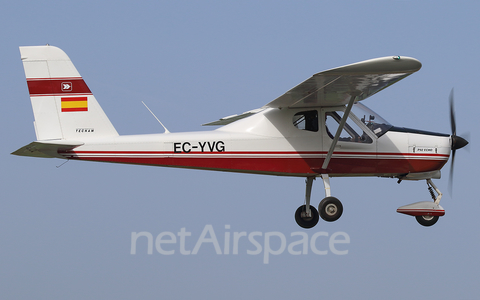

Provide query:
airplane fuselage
left=60, top=106, right=451, bottom=178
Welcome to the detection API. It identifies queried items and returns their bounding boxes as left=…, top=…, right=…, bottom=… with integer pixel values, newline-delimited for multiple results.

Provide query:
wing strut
left=321, top=95, right=357, bottom=170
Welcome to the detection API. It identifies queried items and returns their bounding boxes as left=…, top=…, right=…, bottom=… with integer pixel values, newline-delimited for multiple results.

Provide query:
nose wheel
left=397, top=179, right=445, bottom=227
left=415, top=215, right=439, bottom=227
left=416, top=180, right=441, bottom=227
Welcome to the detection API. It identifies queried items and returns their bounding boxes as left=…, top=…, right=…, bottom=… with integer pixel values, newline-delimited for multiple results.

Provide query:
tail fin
left=20, top=45, right=118, bottom=141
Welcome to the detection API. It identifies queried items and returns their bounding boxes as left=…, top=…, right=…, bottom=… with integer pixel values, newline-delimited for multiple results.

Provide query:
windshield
left=351, top=103, right=392, bottom=137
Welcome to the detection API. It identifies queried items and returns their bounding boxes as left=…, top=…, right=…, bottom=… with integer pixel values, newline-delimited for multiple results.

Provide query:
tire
left=295, top=205, right=319, bottom=229
left=318, top=197, right=343, bottom=222
left=415, top=215, right=439, bottom=227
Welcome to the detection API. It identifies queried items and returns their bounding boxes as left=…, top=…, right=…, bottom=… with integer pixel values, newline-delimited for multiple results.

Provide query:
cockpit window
left=351, top=103, right=392, bottom=137
left=293, top=110, right=318, bottom=132
left=325, top=111, right=372, bottom=143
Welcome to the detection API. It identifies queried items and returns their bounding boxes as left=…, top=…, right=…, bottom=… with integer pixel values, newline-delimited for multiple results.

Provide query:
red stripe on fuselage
left=61, top=150, right=448, bottom=176
left=63, top=150, right=449, bottom=158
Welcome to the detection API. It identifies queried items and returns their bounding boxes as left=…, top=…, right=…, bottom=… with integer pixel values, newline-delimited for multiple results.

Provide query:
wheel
left=295, top=205, right=319, bottom=229
left=415, top=215, right=439, bottom=227
left=318, top=197, right=343, bottom=222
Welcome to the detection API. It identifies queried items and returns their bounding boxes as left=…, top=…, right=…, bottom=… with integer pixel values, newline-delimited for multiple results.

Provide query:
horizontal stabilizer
left=11, top=140, right=84, bottom=158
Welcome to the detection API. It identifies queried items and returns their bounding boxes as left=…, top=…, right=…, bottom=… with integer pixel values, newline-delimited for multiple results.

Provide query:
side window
left=325, top=111, right=372, bottom=143
left=293, top=110, right=318, bottom=132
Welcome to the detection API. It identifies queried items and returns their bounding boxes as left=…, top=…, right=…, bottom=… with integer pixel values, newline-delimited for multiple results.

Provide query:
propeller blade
left=448, top=149, right=456, bottom=195
left=449, top=88, right=456, bottom=195
left=447, top=88, right=469, bottom=196
left=450, top=88, right=456, bottom=136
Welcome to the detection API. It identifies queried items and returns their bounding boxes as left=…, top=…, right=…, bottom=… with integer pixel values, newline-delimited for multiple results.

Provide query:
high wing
left=266, top=56, right=421, bottom=108
left=204, top=56, right=421, bottom=125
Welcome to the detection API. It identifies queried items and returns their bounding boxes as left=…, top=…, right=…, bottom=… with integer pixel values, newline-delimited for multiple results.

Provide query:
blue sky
left=1, top=1, right=479, bottom=299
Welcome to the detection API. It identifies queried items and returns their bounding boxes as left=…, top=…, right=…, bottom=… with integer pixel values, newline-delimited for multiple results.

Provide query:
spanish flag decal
left=61, top=97, right=88, bottom=112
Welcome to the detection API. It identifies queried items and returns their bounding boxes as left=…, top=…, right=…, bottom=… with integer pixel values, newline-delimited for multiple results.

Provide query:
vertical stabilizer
left=20, top=45, right=118, bottom=141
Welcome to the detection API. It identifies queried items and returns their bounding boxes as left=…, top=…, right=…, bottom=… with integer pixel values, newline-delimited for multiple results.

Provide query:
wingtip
left=320, top=56, right=422, bottom=75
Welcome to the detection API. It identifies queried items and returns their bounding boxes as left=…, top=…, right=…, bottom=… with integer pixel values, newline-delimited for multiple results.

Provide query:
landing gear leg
left=318, top=174, right=343, bottom=222
left=321, top=174, right=331, bottom=198
left=294, top=176, right=319, bottom=228
left=427, top=178, right=442, bottom=205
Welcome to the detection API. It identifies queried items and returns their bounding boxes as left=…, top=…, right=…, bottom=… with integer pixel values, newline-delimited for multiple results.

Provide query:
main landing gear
left=295, top=175, right=343, bottom=229
left=396, top=179, right=445, bottom=227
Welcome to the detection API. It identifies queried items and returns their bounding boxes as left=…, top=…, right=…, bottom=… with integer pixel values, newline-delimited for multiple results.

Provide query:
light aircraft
left=13, top=45, right=468, bottom=228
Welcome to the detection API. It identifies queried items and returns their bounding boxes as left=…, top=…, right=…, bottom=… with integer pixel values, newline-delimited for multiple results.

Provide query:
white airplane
left=13, top=45, right=468, bottom=228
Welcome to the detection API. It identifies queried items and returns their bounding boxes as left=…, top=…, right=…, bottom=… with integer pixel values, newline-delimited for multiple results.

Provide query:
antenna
left=56, top=159, right=69, bottom=168
left=141, top=101, right=170, bottom=134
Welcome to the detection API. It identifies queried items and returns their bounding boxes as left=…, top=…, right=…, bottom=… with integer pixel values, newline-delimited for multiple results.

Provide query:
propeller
left=448, top=88, right=469, bottom=193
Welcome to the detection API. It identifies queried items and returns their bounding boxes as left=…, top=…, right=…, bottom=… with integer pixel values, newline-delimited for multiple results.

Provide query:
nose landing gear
left=397, top=179, right=445, bottom=227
